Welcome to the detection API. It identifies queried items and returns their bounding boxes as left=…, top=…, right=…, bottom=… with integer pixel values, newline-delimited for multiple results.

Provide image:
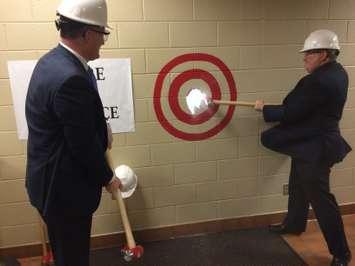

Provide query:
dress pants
left=41, top=213, right=92, bottom=266
left=283, top=158, right=350, bottom=258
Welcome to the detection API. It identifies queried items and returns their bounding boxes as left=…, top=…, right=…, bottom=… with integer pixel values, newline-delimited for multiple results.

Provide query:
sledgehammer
left=105, top=150, right=144, bottom=261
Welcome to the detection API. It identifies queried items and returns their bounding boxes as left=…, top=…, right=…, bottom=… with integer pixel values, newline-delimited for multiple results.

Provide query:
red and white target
left=153, top=53, right=237, bottom=141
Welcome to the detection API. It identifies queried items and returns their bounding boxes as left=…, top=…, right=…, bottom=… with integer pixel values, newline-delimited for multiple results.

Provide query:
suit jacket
left=25, top=44, right=113, bottom=216
left=261, top=61, right=351, bottom=165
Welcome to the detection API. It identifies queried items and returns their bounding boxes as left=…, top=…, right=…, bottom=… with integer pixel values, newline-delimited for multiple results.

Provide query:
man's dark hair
left=326, top=49, right=339, bottom=61
left=55, top=15, right=88, bottom=39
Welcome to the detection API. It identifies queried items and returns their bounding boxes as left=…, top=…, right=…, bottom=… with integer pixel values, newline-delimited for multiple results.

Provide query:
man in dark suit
left=255, top=30, right=352, bottom=266
left=25, top=0, right=121, bottom=265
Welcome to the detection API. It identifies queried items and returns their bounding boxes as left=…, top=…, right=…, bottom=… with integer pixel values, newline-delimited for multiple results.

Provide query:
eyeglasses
left=89, top=28, right=110, bottom=42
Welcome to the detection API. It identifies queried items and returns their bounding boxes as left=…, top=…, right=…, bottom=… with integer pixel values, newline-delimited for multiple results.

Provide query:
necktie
left=87, top=67, right=98, bottom=91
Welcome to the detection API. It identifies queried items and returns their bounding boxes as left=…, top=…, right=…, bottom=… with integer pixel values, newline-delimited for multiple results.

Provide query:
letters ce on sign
left=7, top=58, right=135, bottom=140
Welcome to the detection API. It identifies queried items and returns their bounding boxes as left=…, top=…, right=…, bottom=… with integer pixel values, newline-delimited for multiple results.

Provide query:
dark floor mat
left=90, top=228, right=306, bottom=266
left=0, top=256, right=20, bottom=266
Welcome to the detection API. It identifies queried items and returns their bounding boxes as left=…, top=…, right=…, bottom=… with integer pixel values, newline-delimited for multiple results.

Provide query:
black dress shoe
left=331, top=257, right=349, bottom=266
left=330, top=253, right=352, bottom=266
left=268, top=224, right=303, bottom=235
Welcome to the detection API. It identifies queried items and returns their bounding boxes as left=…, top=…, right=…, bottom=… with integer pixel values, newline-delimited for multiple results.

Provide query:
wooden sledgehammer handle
left=38, top=213, right=48, bottom=258
left=212, top=99, right=255, bottom=107
left=114, top=190, right=136, bottom=248
left=105, top=150, right=136, bottom=249
left=37, top=212, right=54, bottom=265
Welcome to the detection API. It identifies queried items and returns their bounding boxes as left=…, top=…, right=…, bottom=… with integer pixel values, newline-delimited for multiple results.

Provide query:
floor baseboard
left=1, top=203, right=354, bottom=259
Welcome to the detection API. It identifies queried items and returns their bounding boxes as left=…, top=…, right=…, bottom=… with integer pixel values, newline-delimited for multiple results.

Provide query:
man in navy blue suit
left=25, top=0, right=121, bottom=265
left=255, top=30, right=351, bottom=266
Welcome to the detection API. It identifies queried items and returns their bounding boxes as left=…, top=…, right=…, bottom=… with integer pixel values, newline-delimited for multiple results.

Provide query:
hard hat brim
left=120, top=174, right=138, bottom=199
left=299, top=47, right=340, bottom=53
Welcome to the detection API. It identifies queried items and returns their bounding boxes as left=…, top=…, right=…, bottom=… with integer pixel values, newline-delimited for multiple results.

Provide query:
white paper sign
left=7, top=58, right=135, bottom=140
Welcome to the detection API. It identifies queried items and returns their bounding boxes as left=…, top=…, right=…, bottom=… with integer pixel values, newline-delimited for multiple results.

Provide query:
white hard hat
left=115, top=165, right=138, bottom=199
left=57, top=0, right=109, bottom=28
left=300, top=29, right=340, bottom=53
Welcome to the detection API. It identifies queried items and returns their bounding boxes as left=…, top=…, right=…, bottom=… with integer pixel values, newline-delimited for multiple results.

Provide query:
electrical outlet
left=283, top=184, right=289, bottom=195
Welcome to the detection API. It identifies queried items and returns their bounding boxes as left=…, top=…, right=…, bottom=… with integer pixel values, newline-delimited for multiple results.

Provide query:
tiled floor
left=18, top=214, right=355, bottom=266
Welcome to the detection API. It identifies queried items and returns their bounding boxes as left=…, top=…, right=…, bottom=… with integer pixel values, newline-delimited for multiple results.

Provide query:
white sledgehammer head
left=186, top=88, right=211, bottom=115
left=115, top=165, right=138, bottom=198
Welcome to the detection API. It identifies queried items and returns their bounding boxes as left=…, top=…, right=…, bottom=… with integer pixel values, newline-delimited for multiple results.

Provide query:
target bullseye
left=153, top=53, right=237, bottom=141
left=168, top=69, right=221, bottom=125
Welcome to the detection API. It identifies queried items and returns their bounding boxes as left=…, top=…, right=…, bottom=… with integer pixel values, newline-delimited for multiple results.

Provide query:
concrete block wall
left=1, top=0, right=355, bottom=248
